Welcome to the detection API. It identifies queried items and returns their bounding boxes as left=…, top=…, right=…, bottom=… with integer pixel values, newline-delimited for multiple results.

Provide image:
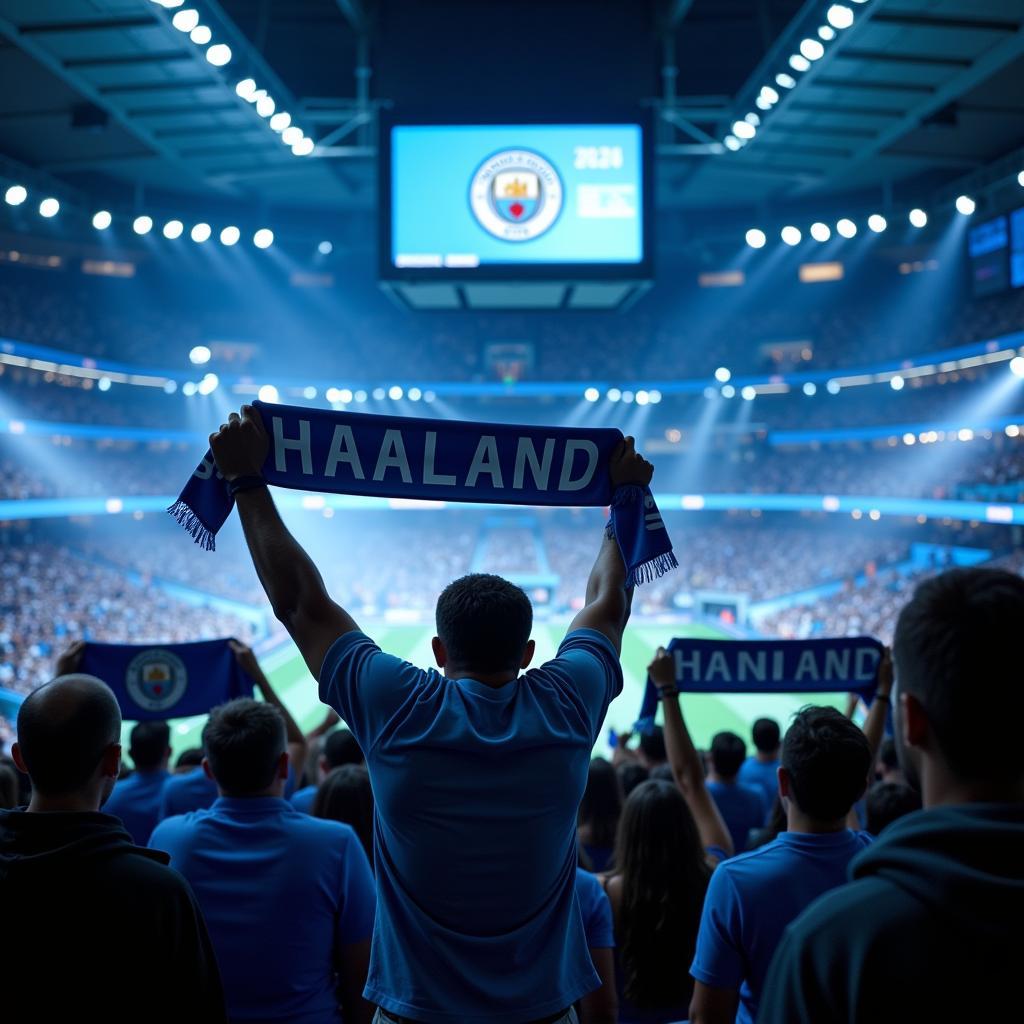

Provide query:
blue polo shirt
left=150, top=796, right=375, bottom=1024
left=160, top=765, right=297, bottom=821
left=707, top=780, right=765, bottom=855
left=690, top=829, right=873, bottom=1024
left=575, top=868, right=614, bottom=949
left=737, top=757, right=780, bottom=820
left=290, top=784, right=318, bottom=815
left=103, top=768, right=169, bottom=845
left=320, top=628, right=623, bottom=1024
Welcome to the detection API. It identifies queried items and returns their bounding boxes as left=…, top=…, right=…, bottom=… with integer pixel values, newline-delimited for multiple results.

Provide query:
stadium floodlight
left=189, top=24, right=211, bottom=44
left=355, top=389, right=369, bottom=402
left=955, top=195, right=976, bottom=216
left=741, top=386, right=756, bottom=401
left=219, top=225, right=240, bottom=246
left=781, top=225, right=802, bottom=246
left=291, top=137, right=315, bottom=156
left=703, top=386, right=717, bottom=399
left=760, top=85, right=779, bottom=105
left=1018, top=170, right=1024, bottom=187
left=255, top=94, right=275, bottom=118
left=733, top=120, right=756, bottom=140
left=281, top=125, right=303, bottom=146
left=755, top=95, right=772, bottom=111
left=837, top=218, right=857, bottom=238
left=890, top=375, right=905, bottom=391
left=723, top=135, right=742, bottom=151
left=162, top=219, right=184, bottom=239
left=423, top=390, right=436, bottom=403
left=253, top=228, right=274, bottom=249
left=163, top=380, right=178, bottom=394
left=190, top=222, right=211, bottom=243
left=189, top=345, right=212, bottom=365
left=182, top=381, right=198, bottom=396
left=818, top=25, right=836, bottom=40
left=1006, top=424, right=1021, bottom=437
left=269, top=111, right=291, bottom=132
left=206, top=44, right=232, bottom=67
left=408, top=387, right=423, bottom=401
left=621, top=391, right=635, bottom=404
left=4, top=184, right=27, bottom=206
left=151, top=1, right=185, bottom=8
left=584, top=387, right=600, bottom=402
left=776, top=73, right=797, bottom=89
left=715, top=367, right=732, bottom=383
left=303, top=386, right=318, bottom=400
left=257, top=384, right=279, bottom=403
left=325, top=387, right=340, bottom=403
left=868, top=213, right=887, bottom=233
left=39, top=197, right=59, bottom=218
left=903, top=433, right=916, bottom=445
left=235, top=78, right=257, bottom=100
left=388, top=385, right=404, bottom=400
left=336, top=388, right=353, bottom=403
left=958, top=428, right=974, bottom=442
left=98, top=377, right=112, bottom=392
left=810, top=222, right=831, bottom=242
left=909, top=208, right=928, bottom=228
left=92, top=210, right=112, bottom=230
left=1010, top=356, right=1024, bottom=379
left=800, top=38, right=825, bottom=61
left=133, top=215, right=153, bottom=235
left=198, top=372, right=219, bottom=395
left=317, top=240, right=333, bottom=255
left=803, top=381, right=817, bottom=396
left=607, top=388, right=622, bottom=402
left=745, top=228, right=767, bottom=249
left=826, top=379, right=841, bottom=394
left=372, top=387, right=386, bottom=401
left=649, top=389, right=662, bottom=404
left=744, top=112, right=761, bottom=127
left=789, top=54, right=811, bottom=72
left=721, top=384, right=736, bottom=398
left=635, top=390, right=650, bottom=406
left=827, top=4, right=854, bottom=29
left=171, top=8, right=199, bottom=32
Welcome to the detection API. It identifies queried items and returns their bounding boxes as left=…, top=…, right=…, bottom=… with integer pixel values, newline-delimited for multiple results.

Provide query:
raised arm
left=845, top=648, right=894, bottom=828
left=651, top=647, right=734, bottom=858
left=568, top=437, right=653, bottom=654
left=210, top=406, right=357, bottom=679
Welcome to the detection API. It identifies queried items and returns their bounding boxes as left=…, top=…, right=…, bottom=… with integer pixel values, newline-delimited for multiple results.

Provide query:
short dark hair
left=435, top=574, right=532, bottom=673
left=175, top=747, right=204, bottom=770
left=203, top=698, right=285, bottom=796
left=16, top=675, right=121, bottom=796
left=617, top=761, right=650, bottom=798
left=578, top=757, right=623, bottom=848
left=752, top=718, right=781, bottom=754
left=878, top=737, right=899, bottom=772
left=312, top=765, right=374, bottom=862
left=638, top=726, right=666, bottom=764
left=866, top=781, right=921, bottom=835
left=894, top=567, right=1024, bottom=782
left=323, top=728, right=363, bottom=768
left=782, top=706, right=871, bottom=821
left=129, top=720, right=170, bottom=771
left=710, top=731, right=746, bottom=778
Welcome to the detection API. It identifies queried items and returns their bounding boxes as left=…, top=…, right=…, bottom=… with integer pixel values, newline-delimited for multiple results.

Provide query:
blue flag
left=79, top=639, right=255, bottom=721
left=169, top=402, right=677, bottom=589
left=634, top=636, right=884, bottom=733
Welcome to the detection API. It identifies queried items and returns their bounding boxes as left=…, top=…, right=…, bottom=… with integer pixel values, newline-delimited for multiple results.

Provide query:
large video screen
left=386, top=123, right=645, bottom=271
left=968, top=215, right=1008, bottom=297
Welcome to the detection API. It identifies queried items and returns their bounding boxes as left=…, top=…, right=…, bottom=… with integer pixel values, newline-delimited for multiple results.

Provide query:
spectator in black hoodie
left=0, top=667, right=226, bottom=1022
left=762, top=567, right=1024, bottom=1024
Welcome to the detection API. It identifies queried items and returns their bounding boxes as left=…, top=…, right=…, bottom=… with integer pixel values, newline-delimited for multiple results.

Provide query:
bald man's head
left=16, top=674, right=122, bottom=796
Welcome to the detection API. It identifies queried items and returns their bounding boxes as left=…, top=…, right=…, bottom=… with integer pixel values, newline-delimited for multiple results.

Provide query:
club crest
left=125, top=649, right=188, bottom=713
left=469, top=149, right=563, bottom=242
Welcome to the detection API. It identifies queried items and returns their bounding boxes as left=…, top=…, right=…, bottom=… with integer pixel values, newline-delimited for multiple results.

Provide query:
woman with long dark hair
left=312, top=764, right=374, bottom=864
left=578, top=756, right=623, bottom=872
left=599, top=649, right=733, bottom=1022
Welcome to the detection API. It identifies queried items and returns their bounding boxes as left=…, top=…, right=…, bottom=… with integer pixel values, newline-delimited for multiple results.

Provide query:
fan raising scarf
left=169, top=402, right=677, bottom=589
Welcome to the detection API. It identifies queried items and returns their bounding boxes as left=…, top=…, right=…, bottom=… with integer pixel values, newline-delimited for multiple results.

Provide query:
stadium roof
left=0, top=0, right=1022, bottom=215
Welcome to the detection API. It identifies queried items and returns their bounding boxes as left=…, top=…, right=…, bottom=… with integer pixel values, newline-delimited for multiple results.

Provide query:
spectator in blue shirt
left=688, top=705, right=874, bottom=1024
left=737, top=717, right=781, bottom=821
left=292, top=727, right=363, bottom=814
left=578, top=757, right=623, bottom=872
left=575, top=867, right=617, bottom=1024
left=705, top=732, right=764, bottom=854
left=103, top=719, right=171, bottom=844
left=313, top=763, right=375, bottom=862
left=208, top=408, right=649, bottom=1024
left=151, top=697, right=375, bottom=1024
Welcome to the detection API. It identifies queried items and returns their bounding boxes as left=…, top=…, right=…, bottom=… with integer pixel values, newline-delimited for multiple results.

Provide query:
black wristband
left=874, top=692, right=891, bottom=704
left=227, top=475, right=267, bottom=497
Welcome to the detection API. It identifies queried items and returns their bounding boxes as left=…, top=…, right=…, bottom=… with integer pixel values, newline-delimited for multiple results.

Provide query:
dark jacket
left=760, top=802, right=1024, bottom=1023
left=0, top=807, right=226, bottom=1022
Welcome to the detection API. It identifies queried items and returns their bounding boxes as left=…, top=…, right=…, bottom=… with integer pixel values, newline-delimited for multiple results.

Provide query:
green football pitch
left=159, top=622, right=848, bottom=759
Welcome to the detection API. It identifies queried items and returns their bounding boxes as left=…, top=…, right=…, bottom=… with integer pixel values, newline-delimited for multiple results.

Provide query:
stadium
left=1, top=2, right=1022, bottom=1023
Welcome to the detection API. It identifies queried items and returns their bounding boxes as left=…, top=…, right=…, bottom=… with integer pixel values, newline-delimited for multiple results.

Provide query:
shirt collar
left=211, top=795, right=292, bottom=815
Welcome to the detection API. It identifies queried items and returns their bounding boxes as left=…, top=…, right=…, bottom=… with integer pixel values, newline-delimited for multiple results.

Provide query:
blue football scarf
left=79, top=639, right=254, bottom=721
left=169, top=401, right=678, bottom=588
left=634, top=635, right=884, bottom=732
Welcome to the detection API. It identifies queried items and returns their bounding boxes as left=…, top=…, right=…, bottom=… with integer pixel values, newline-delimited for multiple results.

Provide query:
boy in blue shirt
left=737, top=717, right=781, bottom=821
left=689, top=706, right=874, bottom=1024
left=151, top=697, right=375, bottom=1024
left=208, top=406, right=651, bottom=1024
left=103, top=719, right=171, bottom=844
left=705, top=731, right=765, bottom=854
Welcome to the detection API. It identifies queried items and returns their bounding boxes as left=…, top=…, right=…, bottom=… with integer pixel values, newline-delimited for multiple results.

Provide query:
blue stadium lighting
left=171, top=9, right=199, bottom=33
left=826, top=380, right=841, bottom=394
left=607, top=388, right=622, bottom=402
left=303, top=386, right=317, bottom=400
left=1010, top=357, right=1024, bottom=379
left=868, top=214, right=887, bottom=233
left=810, top=222, right=831, bottom=242
left=583, top=387, right=600, bottom=402
left=649, top=389, right=662, bottom=404
left=715, top=367, right=732, bottom=383
left=188, top=345, right=211, bottom=365
left=827, top=5, right=854, bottom=29
left=339, top=388, right=354, bottom=403
left=776, top=73, right=797, bottom=89
left=760, top=86, right=779, bottom=105
left=621, top=391, right=635, bottom=404
left=408, top=387, right=423, bottom=402
left=755, top=95, right=772, bottom=112
left=741, top=386, right=756, bottom=401
left=635, top=390, right=650, bottom=406
left=190, top=222, right=211, bottom=243
left=189, top=24, right=211, bottom=45
left=781, top=225, right=802, bottom=246
left=803, top=382, right=817, bottom=396
left=800, top=38, right=825, bottom=61
left=133, top=215, right=153, bottom=235
left=182, top=381, right=197, bottom=396
left=388, top=386, right=404, bottom=400
left=163, top=380, right=178, bottom=394
left=317, top=240, right=333, bottom=255
left=91, top=210, right=112, bottom=230
left=4, top=184, right=27, bottom=205
left=355, top=390, right=369, bottom=403
left=818, top=25, right=836, bottom=41
left=256, top=94, right=275, bottom=118
left=721, top=384, right=736, bottom=398
left=282, top=126, right=303, bottom=146
left=197, top=373, right=219, bottom=396
left=745, top=229, right=766, bottom=249
left=270, top=112, right=291, bottom=132
left=252, top=228, right=274, bottom=249
left=257, top=384, right=279, bottom=403
left=744, top=112, right=761, bottom=127
left=789, top=54, right=811, bottom=72
left=1018, top=170, right=1024, bottom=187
left=292, top=137, right=315, bottom=156
left=162, top=219, right=184, bottom=239
left=909, top=208, right=928, bottom=228
left=38, top=197, right=59, bottom=218
left=151, top=1, right=185, bottom=8
left=372, top=387, right=386, bottom=400
left=890, top=375, right=905, bottom=391
left=703, top=386, right=717, bottom=399
left=836, top=218, right=857, bottom=238
left=423, top=390, right=436, bottom=403
left=733, top=120, right=756, bottom=140
left=97, top=377, right=111, bottom=392
left=219, top=225, right=240, bottom=246
left=955, top=195, right=976, bottom=216
left=206, top=44, right=232, bottom=67
left=235, top=78, right=257, bottom=100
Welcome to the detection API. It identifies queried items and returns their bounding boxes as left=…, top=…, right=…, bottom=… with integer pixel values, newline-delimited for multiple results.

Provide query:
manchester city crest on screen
left=469, top=149, right=563, bottom=242
left=125, top=648, right=189, bottom=713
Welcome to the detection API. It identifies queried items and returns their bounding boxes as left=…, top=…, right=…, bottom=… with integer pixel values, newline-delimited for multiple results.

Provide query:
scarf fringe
left=626, top=549, right=678, bottom=589
left=167, top=499, right=216, bottom=552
